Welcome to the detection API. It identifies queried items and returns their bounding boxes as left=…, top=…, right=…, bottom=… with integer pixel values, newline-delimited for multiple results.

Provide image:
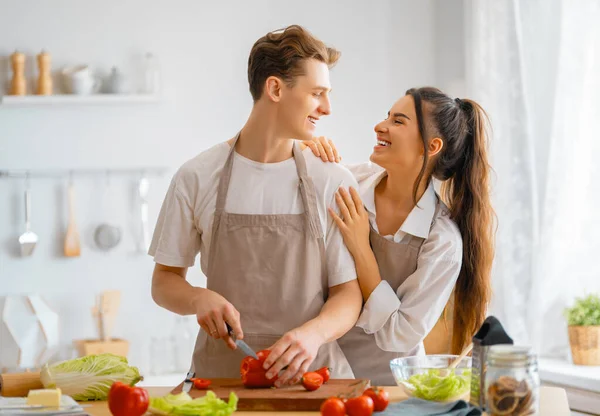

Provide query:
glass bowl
left=389, top=355, right=472, bottom=402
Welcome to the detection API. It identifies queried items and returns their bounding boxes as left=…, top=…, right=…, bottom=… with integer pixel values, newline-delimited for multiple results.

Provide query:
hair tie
left=454, top=97, right=463, bottom=106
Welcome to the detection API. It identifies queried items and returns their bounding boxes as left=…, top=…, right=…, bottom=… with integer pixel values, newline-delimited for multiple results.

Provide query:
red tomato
left=315, top=367, right=331, bottom=383
left=320, top=397, right=346, bottom=416
left=301, top=372, right=324, bottom=391
left=364, top=387, right=390, bottom=411
left=345, top=395, right=374, bottom=416
left=192, top=378, right=212, bottom=389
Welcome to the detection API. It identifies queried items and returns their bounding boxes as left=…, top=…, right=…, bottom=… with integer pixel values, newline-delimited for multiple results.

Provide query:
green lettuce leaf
left=149, top=391, right=238, bottom=416
left=407, top=369, right=471, bottom=401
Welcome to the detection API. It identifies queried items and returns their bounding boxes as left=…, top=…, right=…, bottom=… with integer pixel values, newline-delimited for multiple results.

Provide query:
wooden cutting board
left=171, top=378, right=370, bottom=411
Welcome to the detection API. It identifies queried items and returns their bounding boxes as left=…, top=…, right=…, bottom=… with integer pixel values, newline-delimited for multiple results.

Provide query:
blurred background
left=1, top=0, right=598, bottom=412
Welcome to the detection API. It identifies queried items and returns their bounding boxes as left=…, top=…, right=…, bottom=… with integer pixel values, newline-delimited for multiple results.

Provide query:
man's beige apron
left=190, top=134, right=353, bottom=379
left=337, top=196, right=453, bottom=385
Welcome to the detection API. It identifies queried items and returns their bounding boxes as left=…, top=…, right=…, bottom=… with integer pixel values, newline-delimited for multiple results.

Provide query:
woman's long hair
left=407, top=87, right=496, bottom=353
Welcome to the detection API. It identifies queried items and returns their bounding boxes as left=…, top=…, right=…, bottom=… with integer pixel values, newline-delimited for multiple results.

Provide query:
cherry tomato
left=364, top=387, right=390, bottom=411
left=315, top=367, right=331, bottom=383
left=301, top=372, right=324, bottom=391
left=345, top=395, right=374, bottom=416
left=320, top=397, right=346, bottom=416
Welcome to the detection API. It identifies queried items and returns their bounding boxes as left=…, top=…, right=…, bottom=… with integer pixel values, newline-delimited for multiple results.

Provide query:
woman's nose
left=374, top=121, right=387, bottom=133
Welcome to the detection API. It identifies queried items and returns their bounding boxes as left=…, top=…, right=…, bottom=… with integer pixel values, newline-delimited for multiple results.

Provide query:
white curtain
left=465, top=0, right=600, bottom=358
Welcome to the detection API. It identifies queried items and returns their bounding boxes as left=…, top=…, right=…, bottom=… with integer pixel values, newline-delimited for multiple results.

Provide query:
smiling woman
left=304, top=86, right=497, bottom=385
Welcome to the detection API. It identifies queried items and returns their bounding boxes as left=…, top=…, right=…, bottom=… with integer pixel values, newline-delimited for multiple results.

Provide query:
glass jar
left=484, top=345, right=540, bottom=415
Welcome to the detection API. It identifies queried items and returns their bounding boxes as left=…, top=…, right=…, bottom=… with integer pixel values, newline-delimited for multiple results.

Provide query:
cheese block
left=26, top=388, right=62, bottom=407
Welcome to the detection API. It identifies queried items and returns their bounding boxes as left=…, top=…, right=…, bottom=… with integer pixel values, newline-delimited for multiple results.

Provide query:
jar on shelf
left=484, top=345, right=540, bottom=415
left=140, top=52, right=161, bottom=94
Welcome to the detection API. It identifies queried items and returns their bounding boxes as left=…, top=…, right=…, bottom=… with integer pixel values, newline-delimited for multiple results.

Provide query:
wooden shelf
left=0, top=93, right=160, bottom=107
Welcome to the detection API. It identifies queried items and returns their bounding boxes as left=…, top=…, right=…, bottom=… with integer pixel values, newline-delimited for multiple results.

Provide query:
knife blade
left=182, top=370, right=195, bottom=393
left=226, top=323, right=258, bottom=359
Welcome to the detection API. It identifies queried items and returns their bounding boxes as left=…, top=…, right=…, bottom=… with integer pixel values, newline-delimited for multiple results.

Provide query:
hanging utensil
left=94, top=172, right=122, bottom=251
left=64, top=175, right=81, bottom=257
left=18, top=175, right=38, bottom=257
left=138, top=175, right=150, bottom=253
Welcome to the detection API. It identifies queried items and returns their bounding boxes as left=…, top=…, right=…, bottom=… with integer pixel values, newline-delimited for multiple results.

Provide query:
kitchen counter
left=84, top=385, right=570, bottom=415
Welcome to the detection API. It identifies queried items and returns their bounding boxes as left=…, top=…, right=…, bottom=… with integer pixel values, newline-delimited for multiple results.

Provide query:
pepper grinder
left=9, top=51, right=26, bottom=96
left=36, top=50, right=53, bottom=95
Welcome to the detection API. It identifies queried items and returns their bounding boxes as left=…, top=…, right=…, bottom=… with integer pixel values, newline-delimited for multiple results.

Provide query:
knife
left=226, top=323, right=258, bottom=359
left=182, top=370, right=195, bottom=393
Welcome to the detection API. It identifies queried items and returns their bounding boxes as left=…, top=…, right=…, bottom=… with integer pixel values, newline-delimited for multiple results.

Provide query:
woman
left=303, top=87, right=496, bottom=385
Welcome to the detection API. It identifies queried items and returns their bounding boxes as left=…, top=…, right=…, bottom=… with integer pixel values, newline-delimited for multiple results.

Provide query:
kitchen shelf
left=0, top=93, right=160, bottom=107
left=0, top=167, right=169, bottom=179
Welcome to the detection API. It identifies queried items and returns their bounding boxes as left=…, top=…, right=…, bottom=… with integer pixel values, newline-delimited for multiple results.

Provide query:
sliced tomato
left=315, top=367, right=331, bottom=383
left=192, top=378, right=212, bottom=389
left=301, top=372, right=324, bottom=391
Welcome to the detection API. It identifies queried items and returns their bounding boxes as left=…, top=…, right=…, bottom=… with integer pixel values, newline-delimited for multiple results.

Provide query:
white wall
left=435, top=0, right=466, bottom=96
left=0, top=0, right=455, bottom=376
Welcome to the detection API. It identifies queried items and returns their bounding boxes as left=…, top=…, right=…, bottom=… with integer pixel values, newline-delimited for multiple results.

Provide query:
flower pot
left=568, top=325, right=600, bottom=366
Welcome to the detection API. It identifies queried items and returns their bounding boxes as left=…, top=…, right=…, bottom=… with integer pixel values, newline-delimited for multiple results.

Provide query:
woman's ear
left=265, top=76, right=283, bottom=102
left=428, top=137, right=444, bottom=158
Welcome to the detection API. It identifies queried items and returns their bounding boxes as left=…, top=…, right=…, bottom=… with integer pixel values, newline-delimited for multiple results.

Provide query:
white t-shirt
left=149, top=142, right=358, bottom=288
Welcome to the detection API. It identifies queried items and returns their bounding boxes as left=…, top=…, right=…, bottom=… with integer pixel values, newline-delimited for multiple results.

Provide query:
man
left=149, top=25, right=362, bottom=387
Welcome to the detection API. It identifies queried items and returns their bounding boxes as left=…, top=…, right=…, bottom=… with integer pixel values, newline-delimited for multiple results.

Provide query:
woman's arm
left=330, top=187, right=462, bottom=353
left=357, top=251, right=460, bottom=352
left=329, top=187, right=382, bottom=300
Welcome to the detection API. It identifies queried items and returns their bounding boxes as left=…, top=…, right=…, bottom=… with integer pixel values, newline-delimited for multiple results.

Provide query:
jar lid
left=487, top=345, right=538, bottom=367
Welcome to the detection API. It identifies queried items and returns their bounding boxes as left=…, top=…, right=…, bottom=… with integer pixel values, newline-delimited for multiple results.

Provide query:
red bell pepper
left=240, top=349, right=278, bottom=388
left=108, top=381, right=149, bottom=416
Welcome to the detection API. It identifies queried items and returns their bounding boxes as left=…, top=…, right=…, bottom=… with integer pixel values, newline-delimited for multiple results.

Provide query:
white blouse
left=347, top=162, right=462, bottom=352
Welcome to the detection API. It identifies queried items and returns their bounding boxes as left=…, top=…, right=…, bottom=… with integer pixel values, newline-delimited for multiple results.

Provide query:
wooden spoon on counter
left=64, top=181, right=81, bottom=257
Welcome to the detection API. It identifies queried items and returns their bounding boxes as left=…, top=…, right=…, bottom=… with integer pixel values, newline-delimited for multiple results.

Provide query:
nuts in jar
left=484, top=345, right=539, bottom=415
left=487, top=375, right=534, bottom=415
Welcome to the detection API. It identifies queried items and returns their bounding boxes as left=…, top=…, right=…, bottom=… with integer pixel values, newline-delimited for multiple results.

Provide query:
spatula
left=18, top=187, right=38, bottom=257
left=64, top=181, right=81, bottom=257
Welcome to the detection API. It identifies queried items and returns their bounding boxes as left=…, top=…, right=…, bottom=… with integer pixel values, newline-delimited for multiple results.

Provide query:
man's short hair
left=247, top=25, right=340, bottom=102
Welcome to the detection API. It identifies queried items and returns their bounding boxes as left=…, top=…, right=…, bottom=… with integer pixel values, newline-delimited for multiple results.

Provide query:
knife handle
left=225, top=322, right=234, bottom=337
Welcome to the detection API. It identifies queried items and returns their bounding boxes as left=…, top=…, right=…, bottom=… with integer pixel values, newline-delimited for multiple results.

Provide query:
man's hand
left=193, top=290, right=243, bottom=350
left=262, top=325, right=325, bottom=387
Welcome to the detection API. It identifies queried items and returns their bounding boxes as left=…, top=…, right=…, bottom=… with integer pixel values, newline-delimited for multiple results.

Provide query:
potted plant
left=564, top=294, right=600, bottom=365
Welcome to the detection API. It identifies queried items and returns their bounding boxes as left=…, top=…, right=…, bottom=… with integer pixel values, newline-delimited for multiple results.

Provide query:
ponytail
left=441, top=99, right=495, bottom=353
left=407, top=88, right=496, bottom=354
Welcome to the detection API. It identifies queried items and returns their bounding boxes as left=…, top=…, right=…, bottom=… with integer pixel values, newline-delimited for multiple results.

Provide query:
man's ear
left=428, top=137, right=444, bottom=157
left=265, top=76, right=283, bottom=102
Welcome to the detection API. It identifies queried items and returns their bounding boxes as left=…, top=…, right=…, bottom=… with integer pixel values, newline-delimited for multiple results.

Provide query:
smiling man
left=149, top=25, right=362, bottom=386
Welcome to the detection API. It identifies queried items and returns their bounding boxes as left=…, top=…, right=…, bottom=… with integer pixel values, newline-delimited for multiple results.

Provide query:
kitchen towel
left=379, top=398, right=482, bottom=416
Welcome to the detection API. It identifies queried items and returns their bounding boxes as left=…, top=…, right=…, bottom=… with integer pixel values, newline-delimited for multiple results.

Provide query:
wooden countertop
left=84, top=385, right=570, bottom=415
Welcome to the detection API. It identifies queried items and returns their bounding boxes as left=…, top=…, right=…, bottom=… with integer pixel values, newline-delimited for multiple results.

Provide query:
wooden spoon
left=64, top=182, right=81, bottom=257
left=442, top=343, right=473, bottom=376
left=100, top=290, right=121, bottom=341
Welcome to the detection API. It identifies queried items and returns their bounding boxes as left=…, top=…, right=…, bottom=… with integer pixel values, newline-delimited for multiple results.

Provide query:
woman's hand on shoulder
left=301, top=136, right=341, bottom=163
